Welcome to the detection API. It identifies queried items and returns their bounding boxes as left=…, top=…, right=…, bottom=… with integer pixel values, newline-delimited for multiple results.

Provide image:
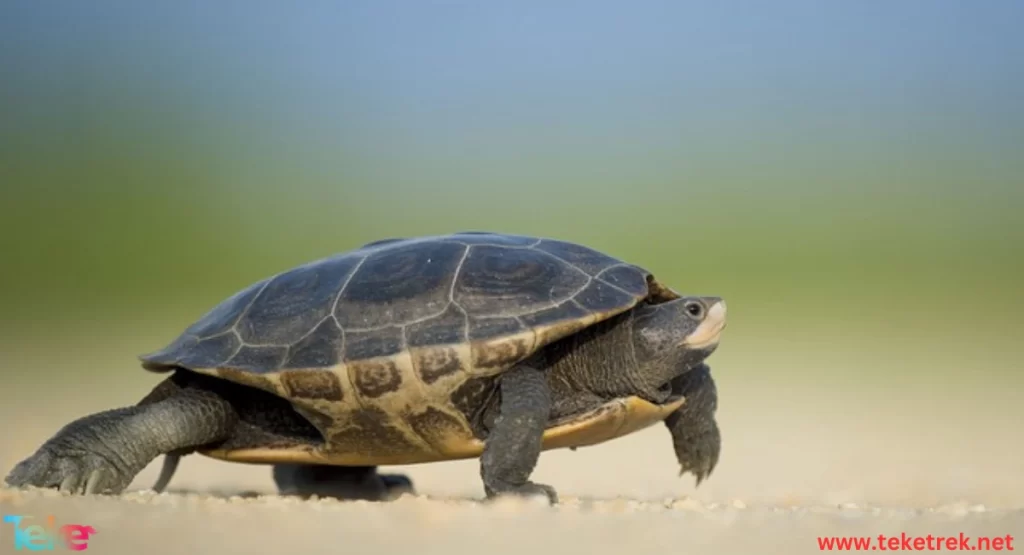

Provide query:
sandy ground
left=2, top=340, right=1022, bottom=554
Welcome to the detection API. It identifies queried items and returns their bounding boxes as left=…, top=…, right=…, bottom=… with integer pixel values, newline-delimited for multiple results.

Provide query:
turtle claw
left=486, top=482, right=559, bottom=505
left=679, top=459, right=714, bottom=487
left=675, top=425, right=720, bottom=488
left=83, top=467, right=120, bottom=495
left=5, top=447, right=131, bottom=496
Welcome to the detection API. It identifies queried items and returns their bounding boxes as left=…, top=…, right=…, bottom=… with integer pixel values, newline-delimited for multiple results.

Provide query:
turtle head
left=630, top=296, right=727, bottom=383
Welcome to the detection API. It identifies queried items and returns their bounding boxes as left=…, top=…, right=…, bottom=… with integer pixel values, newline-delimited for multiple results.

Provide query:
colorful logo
left=2, top=515, right=96, bottom=551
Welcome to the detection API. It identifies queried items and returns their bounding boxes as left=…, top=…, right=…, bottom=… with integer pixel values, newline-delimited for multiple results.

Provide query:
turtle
left=4, top=231, right=727, bottom=503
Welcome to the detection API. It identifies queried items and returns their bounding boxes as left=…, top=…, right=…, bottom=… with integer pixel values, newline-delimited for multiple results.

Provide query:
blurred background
left=1, top=1, right=1022, bottom=510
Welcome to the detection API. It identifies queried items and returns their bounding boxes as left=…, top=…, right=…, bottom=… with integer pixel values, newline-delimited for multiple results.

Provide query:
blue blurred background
left=1, top=1, right=1022, bottom=504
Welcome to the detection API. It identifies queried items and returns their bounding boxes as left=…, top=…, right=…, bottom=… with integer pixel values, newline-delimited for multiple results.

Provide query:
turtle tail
left=151, top=453, right=181, bottom=493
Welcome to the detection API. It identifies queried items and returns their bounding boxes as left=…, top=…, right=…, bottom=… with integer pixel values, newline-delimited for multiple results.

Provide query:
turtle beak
left=681, top=299, right=727, bottom=350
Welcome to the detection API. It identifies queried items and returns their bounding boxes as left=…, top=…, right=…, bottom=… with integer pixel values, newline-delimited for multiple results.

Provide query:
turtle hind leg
left=664, top=363, right=721, bottom=486
left=272, top=464, right=415, bottom=501
left=4, top=379, right=237, bottom=496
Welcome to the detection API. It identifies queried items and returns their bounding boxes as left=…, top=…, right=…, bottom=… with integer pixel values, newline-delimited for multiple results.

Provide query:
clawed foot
left=277, top=474, right=413, bottom=501
left=675, top=424, right=720, bottom=486
left=379, top=474, right=416, bottom=498
left=665, top=363, right=721, bottom=488
left=272, top=464, right=415, bottom=502
left=5, top=447, right=133, bottom=495
left=485, top=481, right=558, bottom=505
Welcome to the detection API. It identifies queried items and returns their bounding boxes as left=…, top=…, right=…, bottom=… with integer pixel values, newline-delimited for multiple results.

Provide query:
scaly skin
left=5, top=388, right=237, bottom=495
left=664, top=363, right=721, bottom=485
left=480, top=364, right=556, bottom=503
left=5, top=297, right=725, bottom=502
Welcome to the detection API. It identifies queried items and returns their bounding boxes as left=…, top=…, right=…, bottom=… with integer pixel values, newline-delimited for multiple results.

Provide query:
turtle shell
left=139, top=231, right=681, bottom=465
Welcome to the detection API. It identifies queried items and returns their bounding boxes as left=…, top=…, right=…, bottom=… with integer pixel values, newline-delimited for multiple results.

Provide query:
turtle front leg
left=480, top=364, right=557, bottom=504
left=664, top=363, right=721, bottom=486
left=272, top=464, right=415, bottom=501
left=4, top=384, right=237, bottom=495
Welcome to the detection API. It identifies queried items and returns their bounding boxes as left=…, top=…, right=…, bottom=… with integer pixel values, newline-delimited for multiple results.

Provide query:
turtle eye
left=684, top=301, right=704, bottom=319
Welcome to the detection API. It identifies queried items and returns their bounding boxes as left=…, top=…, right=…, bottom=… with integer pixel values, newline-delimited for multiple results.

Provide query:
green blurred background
left=1, top=2, right=1022, bottom=499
